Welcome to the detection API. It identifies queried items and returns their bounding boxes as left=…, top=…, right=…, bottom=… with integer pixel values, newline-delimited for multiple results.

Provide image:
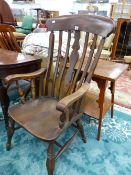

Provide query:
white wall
left=5, top=0, right=74, bottom=15
left=5, top=0, right=111, bottom=16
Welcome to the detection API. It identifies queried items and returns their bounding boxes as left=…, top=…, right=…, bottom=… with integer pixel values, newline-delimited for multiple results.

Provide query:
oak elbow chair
left=5, top=15, right=115, bottom=175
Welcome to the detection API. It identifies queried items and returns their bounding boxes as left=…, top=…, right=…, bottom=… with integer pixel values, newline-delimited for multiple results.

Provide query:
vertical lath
left=0, top=29, right=20, bottom=52
left=60, top=30, right=80, bottom=97
left=44, top=31, right=54, bottom=95
left=78, top=34, right=97, bottom=88
left=31, top=79, right=36, bottom=99
left=56, top=31, right=71, bottom=98
left=52, top=31, right=62, bottom=96
left=70, top=32, right=89, bottom=93
left=2, top=32, right=10, bottom=49
left=10, top=31, right=21, bottom=52
left=86, top=38, right=105, bottom=82
left=0, top=34, right=7, bottom=49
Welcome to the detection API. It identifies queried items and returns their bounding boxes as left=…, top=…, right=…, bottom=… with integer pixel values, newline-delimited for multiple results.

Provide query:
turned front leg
left=46, top=141, right=55, bottom=175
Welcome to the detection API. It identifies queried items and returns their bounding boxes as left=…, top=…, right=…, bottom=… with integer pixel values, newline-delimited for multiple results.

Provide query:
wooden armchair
left=5, top=15, right=115, bottom=175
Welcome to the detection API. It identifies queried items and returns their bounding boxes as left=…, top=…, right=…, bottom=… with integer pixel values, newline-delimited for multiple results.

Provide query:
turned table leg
left=0, top=79, right=10, bottom=128
left=109, top=81, right=115, bottom=118
left=95, top=79, right=107, bottom=141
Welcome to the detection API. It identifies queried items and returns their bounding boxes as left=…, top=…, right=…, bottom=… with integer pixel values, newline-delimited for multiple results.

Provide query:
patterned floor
left=88, top=70, right=131, bottom=109
left=0, top=106, right=131, bottom=175
left=115, top=70, right=131, bottom=109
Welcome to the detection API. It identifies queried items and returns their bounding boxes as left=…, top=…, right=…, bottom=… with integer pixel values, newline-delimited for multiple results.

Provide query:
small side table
left=83, top=60, right=128, bottom=140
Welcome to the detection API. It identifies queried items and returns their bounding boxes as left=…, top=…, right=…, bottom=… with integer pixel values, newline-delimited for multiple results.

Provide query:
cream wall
left=5, top=0, right=74, bottom=15
left=5, top=0, right=111, bottom=16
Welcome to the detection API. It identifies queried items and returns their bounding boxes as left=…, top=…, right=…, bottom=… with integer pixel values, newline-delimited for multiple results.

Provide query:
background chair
left=16, top=15, right=33, bottom=35
left=0, top=0, right=17, bottom=26
left=0, top=24, right=29, bottom=123
left=5, top=15, right=115, bottom=175
left=0, top=24, right=21, bottom=52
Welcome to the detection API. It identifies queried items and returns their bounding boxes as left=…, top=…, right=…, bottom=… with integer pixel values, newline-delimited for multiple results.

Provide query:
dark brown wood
left=0, top=49, right=41, bottom=127
left=6, top=117, right=15, bottom=150
left=46, top=141, right=55, bottom=175
left=0, top=0, right=16, bottom=26
left=5, top=15, right=115, bottom=174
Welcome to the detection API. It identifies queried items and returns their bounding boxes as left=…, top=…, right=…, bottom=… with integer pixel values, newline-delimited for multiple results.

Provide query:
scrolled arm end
left=4, top=67, right=47, bottom=85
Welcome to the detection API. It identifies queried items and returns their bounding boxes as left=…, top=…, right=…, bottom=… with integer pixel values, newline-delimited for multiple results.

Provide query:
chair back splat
left=5, top=15, right=115, bottom=175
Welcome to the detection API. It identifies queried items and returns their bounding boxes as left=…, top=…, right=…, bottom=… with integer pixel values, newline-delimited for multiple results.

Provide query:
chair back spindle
left=0, top=24, right=21, bottom=52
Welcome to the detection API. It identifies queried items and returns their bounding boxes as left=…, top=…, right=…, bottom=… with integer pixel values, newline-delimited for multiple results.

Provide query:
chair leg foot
left=76, top=119, right=86, bottom=143
left=97, top=135, right=100, bottom=141
left=111, top=105, right=114, bottom=118
left=6, top=118, right=14, bottom=151
left=46, top=142, right=55, bottom=175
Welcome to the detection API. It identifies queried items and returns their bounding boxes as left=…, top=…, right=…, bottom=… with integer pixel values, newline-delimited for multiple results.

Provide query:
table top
left=68, top=59, right=128, bottom=81
left=93, top=59, right=128, bottom=81
left=0, top=49, right=41, bottom=68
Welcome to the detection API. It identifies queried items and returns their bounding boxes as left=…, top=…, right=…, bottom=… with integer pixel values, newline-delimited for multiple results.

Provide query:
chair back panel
left=0, top=24, right=21, bottom=52
left=44, top=15, right=115, bottom=99
left=0, top=0, right=16, bottom=26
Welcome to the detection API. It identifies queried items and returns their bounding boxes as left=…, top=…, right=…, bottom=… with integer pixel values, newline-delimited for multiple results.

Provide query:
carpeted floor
left=0, top=106, right=131, bottom=175
left=88, top=70, right=131, bottom=109
left=115, top=70, right=131, bottom=109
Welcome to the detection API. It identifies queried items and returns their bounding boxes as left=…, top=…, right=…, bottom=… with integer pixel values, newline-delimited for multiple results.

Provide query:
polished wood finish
left=0, top=0, right=16, bottom=26
left=0, top=49, right=41, bottom=127
left=0, top=24, right=21, bottom=52
left=5, top=15, right=115, bottom=175
left=84, top=59, right=128, bottom=140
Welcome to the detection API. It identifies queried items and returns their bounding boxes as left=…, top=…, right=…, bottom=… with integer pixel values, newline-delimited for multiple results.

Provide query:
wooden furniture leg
left=46, top=141, right=55, bottom=175
left=6, top=117, right=15, bottom=150
left=0, top=79, right=10, bottom=128
left=95, top=78, right=108, bottom=141
left=109, top=81, right=115, bottom=118
left=76, top=119, right=86, bottom=143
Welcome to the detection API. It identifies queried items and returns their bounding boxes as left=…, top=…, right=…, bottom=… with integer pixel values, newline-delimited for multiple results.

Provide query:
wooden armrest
left=4, top=68, right=46, bottom=84
left=56, top=83, right=89, bottom=112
